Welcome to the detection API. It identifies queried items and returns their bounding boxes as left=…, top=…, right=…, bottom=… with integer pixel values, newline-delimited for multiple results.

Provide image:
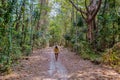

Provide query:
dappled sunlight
left=0, top=72, right=29, bottom=80
left=32, top=77, right=61, bottom=80
left=1, top=47, right=120, bottom=80
left=68, top=68, right=120, bottom=79
left=1, top=73, right=19, bottom=79
left=29, top=55, right=47, bottom=61
left=1, top=0, right=120, bottom=79
left=60, top=48, right=120, bottom=79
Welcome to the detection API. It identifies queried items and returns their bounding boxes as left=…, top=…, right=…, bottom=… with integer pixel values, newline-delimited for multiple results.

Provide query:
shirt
left=54, top=48, right=59, bottom=53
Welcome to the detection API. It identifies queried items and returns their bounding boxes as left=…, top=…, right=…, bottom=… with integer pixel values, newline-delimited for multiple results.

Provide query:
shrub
left=102, top=42, right=120, bottom=72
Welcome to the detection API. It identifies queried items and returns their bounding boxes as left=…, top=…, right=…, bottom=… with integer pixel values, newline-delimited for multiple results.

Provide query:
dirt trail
left=0, top=47, right=120, bottom=80
left=47, top=48, right=68, bottom=79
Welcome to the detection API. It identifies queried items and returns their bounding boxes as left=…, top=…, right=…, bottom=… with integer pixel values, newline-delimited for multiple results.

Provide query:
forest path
left=1, top=47, right=120, bottom=80
left=47, top=48, right=68, bottom=80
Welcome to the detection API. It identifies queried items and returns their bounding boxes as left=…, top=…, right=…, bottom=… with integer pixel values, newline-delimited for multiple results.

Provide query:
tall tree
left=69, top=0, right=102, bottom=48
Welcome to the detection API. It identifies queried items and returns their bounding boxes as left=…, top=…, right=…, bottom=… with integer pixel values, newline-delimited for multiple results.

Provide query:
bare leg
left=55, top=54, right=58, bottom=61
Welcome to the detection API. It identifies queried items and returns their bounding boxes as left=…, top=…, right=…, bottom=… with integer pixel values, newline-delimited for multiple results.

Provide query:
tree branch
left=80, top=12, right=87, bottom=22
left=91, top=0, right=102, bottom=20
left=85, top=0, right=90, bottom=14
left=69, top=0, right=86, bottom=14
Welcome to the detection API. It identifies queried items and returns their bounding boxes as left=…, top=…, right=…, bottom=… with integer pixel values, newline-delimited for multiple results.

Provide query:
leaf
left=0, top=17, right=4, bottom=23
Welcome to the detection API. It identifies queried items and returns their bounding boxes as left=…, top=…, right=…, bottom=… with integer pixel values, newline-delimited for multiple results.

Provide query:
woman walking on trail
left=54, top=46, right=59, bottom=61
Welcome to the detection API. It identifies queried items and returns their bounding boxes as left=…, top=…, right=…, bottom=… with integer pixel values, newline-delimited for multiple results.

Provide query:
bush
left=71, top=41, right=101, bottom=62
left=102, top=42, right=120, bottom=72
left=22, top=44, right=31, bottom=56
left=80, top=41, right=100, bottom=61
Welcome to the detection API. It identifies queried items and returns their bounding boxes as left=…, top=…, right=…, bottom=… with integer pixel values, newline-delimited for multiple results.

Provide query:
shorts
left=55, top=53, right=58, bottom=55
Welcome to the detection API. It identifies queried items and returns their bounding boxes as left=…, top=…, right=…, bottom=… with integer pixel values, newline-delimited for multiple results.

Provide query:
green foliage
left=77, top=41, right=100, bottom=61
left=11, top=44, right=22, bottom=60
left=34, top=32, right=51, bottom=48
left=102, top=42, right=120, bottom=72
left=0, top=0, right=120, bottom=74
left=22, top=44, right=31, bottom=56
left=64, top=33, right=71, bottom=41
left=102, top=42, right=120, bottom=65
left=62, top=0, right=120, bottom=67
left=96, top=0, right=120, bottom=50
left=0, top=0, right=46, bottom=73
left=76, top=16, right=84, bottom=27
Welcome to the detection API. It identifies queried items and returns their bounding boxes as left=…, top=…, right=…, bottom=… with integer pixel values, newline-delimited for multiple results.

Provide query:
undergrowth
left=102, top=42, right=120, bottom=73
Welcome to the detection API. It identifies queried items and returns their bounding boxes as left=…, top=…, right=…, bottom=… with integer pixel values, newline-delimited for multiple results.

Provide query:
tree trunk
left=87, top=21, right=94, bottom=44
left=87, top=18, right=98, bottom=50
